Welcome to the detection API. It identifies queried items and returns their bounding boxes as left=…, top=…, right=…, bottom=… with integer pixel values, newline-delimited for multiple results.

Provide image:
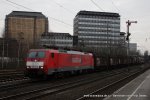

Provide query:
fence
left=0, top=57, right=26, bottom=70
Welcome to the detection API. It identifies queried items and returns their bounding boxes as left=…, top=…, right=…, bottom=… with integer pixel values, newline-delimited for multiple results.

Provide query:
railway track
left=0, top=67, right=137, bottom=100
left=0, top=75, right=27, bottom=83
left=0, top=69, right=31, bottom=92
left=0, top=69, right=24, bottom=75
left=30, top=65, right=148, bottom=100
left=0, top=78, right=32, bottom=92
left=0, top=70, right=25, bottom=83
left=0, top=69, right=21, bottom=73
left=76, top=66, right=150, bottom=100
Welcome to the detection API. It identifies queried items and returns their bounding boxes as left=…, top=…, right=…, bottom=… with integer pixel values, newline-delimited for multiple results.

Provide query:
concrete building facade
left=5, top=11, right=48, bottom=47
left=40, top=32, right=73, bottom=49
left=129, top=43, right=137, bottom=53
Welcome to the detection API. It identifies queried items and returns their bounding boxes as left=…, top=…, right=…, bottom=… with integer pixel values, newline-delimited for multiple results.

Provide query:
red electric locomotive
left=26, top=49, right=94, bottom=77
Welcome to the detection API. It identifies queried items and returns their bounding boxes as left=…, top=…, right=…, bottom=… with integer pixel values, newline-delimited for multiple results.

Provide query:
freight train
left=25, top=49, right=143, bottom=78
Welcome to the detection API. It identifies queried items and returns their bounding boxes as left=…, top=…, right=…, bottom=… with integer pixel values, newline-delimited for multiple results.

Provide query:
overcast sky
left=0, top=0, right=150, bottom=53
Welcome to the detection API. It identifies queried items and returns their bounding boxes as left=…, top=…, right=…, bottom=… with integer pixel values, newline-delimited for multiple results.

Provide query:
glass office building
left=74, top=11, right=122, bottom=50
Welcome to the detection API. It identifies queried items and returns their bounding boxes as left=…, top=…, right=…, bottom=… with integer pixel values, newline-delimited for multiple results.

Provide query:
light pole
left=2, top=38, right=5, bottom=69
left=106, top=22, right=111, bottom=68
left=6, top=43, right=8, bottom=67
left=17, top=32, right=24, bottom=67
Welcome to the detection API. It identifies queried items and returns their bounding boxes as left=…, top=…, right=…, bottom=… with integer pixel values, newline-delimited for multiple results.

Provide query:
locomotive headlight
left=27, top=66, right=30, bottom=68
left=40, top=66, right=43, bottom=69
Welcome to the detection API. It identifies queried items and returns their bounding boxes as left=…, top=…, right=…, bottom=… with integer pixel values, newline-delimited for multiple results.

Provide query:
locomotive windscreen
left=28, top=51, right=45, bottom=58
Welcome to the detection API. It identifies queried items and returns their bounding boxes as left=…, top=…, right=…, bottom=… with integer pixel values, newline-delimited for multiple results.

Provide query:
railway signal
left=126, top=20, right=137, bottom=56
left=126, top=33, right=131, bottom=41
left=126, top=20, right=137, bottom=41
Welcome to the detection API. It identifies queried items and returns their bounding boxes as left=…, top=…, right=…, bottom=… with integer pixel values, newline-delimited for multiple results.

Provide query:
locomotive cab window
left=28, top=51, right=45, bottom=58
left=51, top=53, right=54, bottom=58
left=38, top=52, right=45, bottom=58
left=28, top=52, right=36, bottom=58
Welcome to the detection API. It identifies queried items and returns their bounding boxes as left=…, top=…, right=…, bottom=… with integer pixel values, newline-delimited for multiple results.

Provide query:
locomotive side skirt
left=47, top=66, right=94, bottom=75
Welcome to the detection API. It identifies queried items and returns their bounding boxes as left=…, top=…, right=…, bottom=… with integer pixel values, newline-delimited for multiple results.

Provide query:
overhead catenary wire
left=5, top=0, right=72, bottom=28
left=6, top=0, right=34, bottom=11
left=89, top=0, right=128, bottom=20
left=90, top=0, right=104, bottom=11
left=109, top=0, right=129, bottom=20
left=48, top=16, right=72, bottom=28
left=110, top=0, right=120, bottom=12
left=51, top=0, right=74, bottom=14
left=2, top=0, right=20, bottom=9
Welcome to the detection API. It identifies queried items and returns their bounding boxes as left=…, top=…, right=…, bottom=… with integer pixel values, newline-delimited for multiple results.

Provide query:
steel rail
left=0, top=69, right=127, bottom=100
left=76, top=67, right=149, bottom=100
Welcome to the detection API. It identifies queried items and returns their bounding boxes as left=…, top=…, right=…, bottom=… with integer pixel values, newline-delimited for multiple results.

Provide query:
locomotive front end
left=25, top=50, right=47, bottom=77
